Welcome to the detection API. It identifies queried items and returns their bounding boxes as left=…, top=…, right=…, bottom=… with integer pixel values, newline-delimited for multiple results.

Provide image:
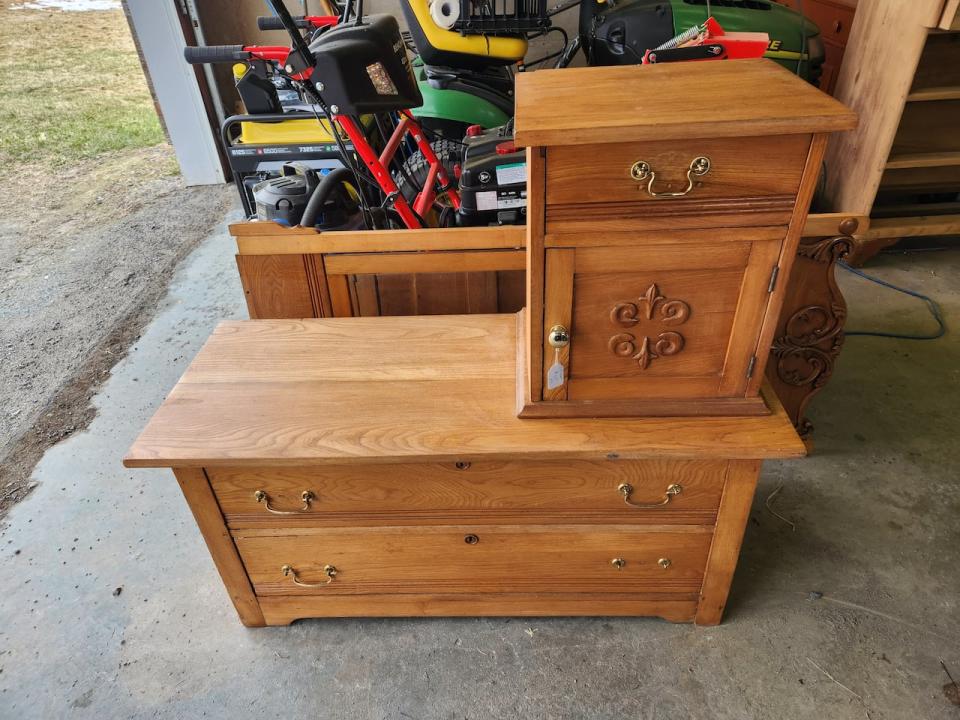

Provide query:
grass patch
left=0, top=6, right=166, bottom=167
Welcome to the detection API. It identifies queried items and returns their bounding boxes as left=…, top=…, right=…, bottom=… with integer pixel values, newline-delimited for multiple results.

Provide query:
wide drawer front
left=234, top=525, right=712, bottom=595
left=207, top=460, right=727, bottom=526
left=544, top=134, right=810, bottom=232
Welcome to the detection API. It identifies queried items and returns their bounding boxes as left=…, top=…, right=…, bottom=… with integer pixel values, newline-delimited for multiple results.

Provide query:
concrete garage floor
left=0, top=214, right=957, bottom=719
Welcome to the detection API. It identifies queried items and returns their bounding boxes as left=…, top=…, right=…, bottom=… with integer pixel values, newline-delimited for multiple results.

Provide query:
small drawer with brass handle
left=543, top=134, right=810, bottom=232
left=209, top=460, right=726, bottom=528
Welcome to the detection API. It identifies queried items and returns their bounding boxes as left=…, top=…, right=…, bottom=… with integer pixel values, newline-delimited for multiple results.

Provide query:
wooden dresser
left=125, top=314, right=805, bottom=626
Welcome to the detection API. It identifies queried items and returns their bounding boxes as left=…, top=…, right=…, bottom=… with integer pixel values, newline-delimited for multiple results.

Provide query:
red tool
left=642, top=18, right=769, bottom=65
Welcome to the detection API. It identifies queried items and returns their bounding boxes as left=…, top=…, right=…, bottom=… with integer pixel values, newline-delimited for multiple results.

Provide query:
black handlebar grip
left=257, top=15, right=309, bottom=30
left=183, top=45, right=250, bottom=64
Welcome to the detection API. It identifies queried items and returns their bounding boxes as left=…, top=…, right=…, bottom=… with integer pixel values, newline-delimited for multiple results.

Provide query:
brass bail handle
left=618, top=483, right=682, bottom=508
left=281, top=564, right=337, bottom=587
left=254, top=489, right=315, bottom=515
left=630, top=156, right=711, bottom=198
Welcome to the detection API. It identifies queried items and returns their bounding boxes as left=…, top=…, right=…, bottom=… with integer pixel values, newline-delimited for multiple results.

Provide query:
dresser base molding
left=258, top=593, right=700, bottom=626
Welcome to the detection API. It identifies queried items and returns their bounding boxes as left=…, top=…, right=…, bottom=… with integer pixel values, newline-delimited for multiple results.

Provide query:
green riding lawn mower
left=407, top=0, right=824, bottom=141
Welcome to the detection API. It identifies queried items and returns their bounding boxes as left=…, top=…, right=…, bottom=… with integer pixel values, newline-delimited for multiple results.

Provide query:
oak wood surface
left=124, top=315, right=806, bottom=468
left=540, top=248, right=574, bottom=401
left=323, top=249, right=525, bottom=275
left=257, top=593, right=698, bottom=624
left=544, top=226, right=787, bottom=248
left=233, top=524, right=712, bottom=595
left=235, top=254, right=315, bottom=320
left=695, top=460, right=762, bottom=625
left=545, top=201, right=795, bottom=234
left=208, top=459, right=727, bottom=528
left=232, top=216, right=862, bottom=255
left=525, top=147, right=547, bottom=406
left=747, top=134, right=830, bottom=396
left=232, top=224, right=525, bottom=255
left=862, top=213, right=960, bottom=239
left=718, top=239, right=783, bottom=396
left=514, top=60, right=857, bottom=148
left=172, top=468, right=265, bottom=627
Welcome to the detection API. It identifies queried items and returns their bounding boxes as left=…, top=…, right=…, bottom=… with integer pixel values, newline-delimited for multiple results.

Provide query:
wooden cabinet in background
left=772, top=0, right=858, bottom=96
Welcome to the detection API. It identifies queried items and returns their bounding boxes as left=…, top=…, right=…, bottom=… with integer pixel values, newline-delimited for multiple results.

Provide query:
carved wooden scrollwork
left=609, top=284, right=690, bottom=370
left=768, top=231, right=855, bottom=438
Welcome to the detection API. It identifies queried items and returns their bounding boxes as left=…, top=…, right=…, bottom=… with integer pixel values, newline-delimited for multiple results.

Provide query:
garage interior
left=0, top=0, right=958, bottom=718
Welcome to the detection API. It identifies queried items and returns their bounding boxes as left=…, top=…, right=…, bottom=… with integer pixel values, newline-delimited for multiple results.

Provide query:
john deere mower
left=402, top=0, right=826, bottom=139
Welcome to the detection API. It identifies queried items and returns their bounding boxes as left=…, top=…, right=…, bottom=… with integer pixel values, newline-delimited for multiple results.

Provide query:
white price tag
left=547, top=361, right=565, bottom=390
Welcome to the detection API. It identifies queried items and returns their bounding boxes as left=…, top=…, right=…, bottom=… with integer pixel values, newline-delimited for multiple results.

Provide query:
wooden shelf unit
left=823, top=0, right=960, bottom=263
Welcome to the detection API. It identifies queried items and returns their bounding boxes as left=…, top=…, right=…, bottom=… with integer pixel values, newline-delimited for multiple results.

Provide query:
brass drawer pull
left=618, top=483, right=682, bottom=508
left=254, top=489, right=314, bottom=514
left=281, top=564, right=337, bottom=587
left=630, top=156, right=711, bottom=198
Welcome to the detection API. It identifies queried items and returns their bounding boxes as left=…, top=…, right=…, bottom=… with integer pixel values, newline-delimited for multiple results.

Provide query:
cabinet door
left=541, top=228, right=784, bottom=403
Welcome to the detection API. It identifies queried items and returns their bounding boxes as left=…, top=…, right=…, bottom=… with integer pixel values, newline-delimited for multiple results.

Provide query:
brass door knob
left=611, top=558, right=626, bottom=570
left=658, top=558, right=672, bottom=569
left=548, top=325, right=570, bottom=348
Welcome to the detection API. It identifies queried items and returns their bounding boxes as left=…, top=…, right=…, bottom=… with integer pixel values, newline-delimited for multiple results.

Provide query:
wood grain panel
left=234, top=525, right=712, bottom=595
left=324, top=250, right=525, bottom=275
left=545, top=226, right=787, bottom=249
left=546, top=202, right=794, bottom=234
left=823, top=0, right=929, bottom=214
left=541, top=249, right=575, bottom=401
left=232, top=223, right=526, bottom=255
left=207, top=459, right=727, bottom=527
left=573, top=243, right=752, bottom=275
left=718, top=238, right=783, bottom=396
left=546, top=135, right=810, bottom=207
left=258, top=593, right=698, bottom=624
left=513, top=60, right=857, bottom=148
left=496, top=270, right=526, bottom=313
left=526, top=147, right=547, bottom=406
left=173, top=468, right=264, bottom=627
left=124, top=315, right=807, bottom=468
left=696, top=460, right=761, bottom=625
left=235, top=254, right=315, bottom=320
left=566, top=267, right=744, bottom=392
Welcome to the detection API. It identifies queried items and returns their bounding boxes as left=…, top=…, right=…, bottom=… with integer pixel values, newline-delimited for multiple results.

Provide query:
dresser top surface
left=125, top=314, right=805, bottom=468
left=514, top=59, right=857, bottom=147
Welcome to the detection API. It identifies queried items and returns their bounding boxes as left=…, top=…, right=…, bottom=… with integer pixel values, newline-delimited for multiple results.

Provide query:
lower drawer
left=233, top=525, right=712, bottom=596
left=208, top=460, right=726, bottom=527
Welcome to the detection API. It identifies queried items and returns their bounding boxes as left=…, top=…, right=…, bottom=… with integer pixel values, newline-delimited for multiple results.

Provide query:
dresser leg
left=173, top=468, right=266, bottom=627
left=695, top=460, right=761, bottom=626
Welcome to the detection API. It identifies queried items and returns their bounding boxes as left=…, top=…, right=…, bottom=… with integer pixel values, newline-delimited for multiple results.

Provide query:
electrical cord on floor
left=839, top=261, right=947, bottom=340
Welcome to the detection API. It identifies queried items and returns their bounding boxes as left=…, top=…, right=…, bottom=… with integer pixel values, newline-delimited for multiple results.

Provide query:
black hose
left=300, top=167, right=354, bottom=227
